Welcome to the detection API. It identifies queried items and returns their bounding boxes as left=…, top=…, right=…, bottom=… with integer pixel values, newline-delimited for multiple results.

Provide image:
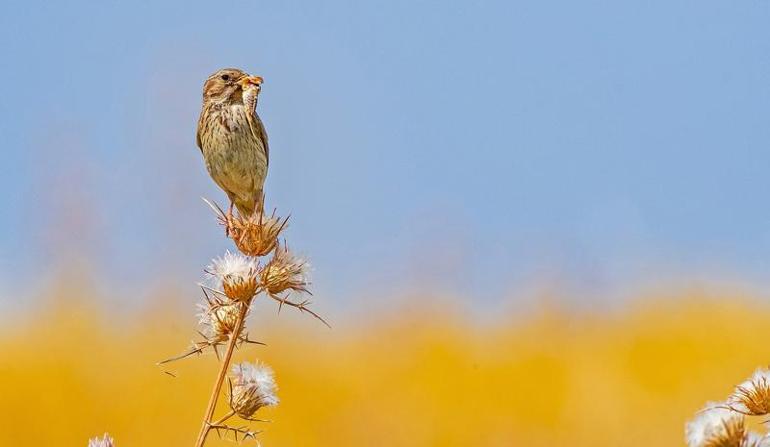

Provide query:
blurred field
left=1, top=285, right=769, bottom=446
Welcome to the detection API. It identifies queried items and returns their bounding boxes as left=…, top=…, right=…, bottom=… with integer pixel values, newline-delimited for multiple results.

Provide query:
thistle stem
left=211, top=410, right=236, bottom=427
left=194, top=301, right=249, bottom=447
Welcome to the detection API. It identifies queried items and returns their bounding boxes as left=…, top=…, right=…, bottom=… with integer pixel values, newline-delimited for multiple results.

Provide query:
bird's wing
left=195, top=112, right=204, bottom=153
left=253, top=113, right=269, bottom=166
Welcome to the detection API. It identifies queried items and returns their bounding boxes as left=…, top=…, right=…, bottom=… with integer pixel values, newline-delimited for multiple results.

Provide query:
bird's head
left=202, top=68, right=263, bottom=105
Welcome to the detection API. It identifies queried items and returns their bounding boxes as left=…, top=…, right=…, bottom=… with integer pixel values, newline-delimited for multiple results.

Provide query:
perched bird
left=197, top=68, right=269, bottom=216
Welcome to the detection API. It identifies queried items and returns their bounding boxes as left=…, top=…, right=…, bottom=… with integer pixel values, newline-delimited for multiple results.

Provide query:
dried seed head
left=229, top=361, right=279, bottom=418
left=260, top=243, right=309, bottom=296
left=745, top=432, right=768, bottom=447
left=88, top=433, right=114, bottom=447
left=686, top=404, right=750, bottom=447
left=198, top=300, right=245, bottom=343
left=728, top=369, right=770, bottom=416
left=208, top=252, right=259, bottom=301
left=227, top=210, right=288, bottom=257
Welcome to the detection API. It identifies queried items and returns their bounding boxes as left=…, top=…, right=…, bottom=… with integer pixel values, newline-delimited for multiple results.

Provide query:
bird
left=197, top=67, right=269, bottom=217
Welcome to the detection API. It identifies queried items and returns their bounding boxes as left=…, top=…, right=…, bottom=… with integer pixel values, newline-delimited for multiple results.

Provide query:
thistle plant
left=88, top=433, right=114, bottom=447
left=686, top=369, right=770, bottom=447
left=727, top=370, right=770, bottom=417
left=160, top=201, right=327, bottom=446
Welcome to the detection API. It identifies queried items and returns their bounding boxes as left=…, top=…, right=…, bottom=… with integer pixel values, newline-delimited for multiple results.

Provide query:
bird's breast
left=200, top=105, right=264, bottom=156
left=198, top=104, right=268, bottom=196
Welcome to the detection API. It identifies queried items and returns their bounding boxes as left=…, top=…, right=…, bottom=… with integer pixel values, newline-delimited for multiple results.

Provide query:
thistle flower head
left=207, top=251, right=259, bottom=302
left=198, top=298, right=245, bottom=343
left=729, top=369, right=770, bottom=416
left=229, top=361, right=279, bottom=418
left=88, top=433, right=114, bottom=447
left=686, top=403, right=749, bottom=447
left=226, top=210, right=288, bottom=257
left=745, top=432, right=769, bottom=447
left=260, top=243, right=310, bottom=296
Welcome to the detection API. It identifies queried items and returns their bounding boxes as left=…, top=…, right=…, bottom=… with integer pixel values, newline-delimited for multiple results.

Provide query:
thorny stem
left=210, top=409, right=236, bottom=427
left=194, top=301, right=249, bottom=447
left=267, top=292, right=331, bottom=328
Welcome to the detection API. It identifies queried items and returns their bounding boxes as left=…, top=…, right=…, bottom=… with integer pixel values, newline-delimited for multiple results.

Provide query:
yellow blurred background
left=2, top=283, right=767, bottom=446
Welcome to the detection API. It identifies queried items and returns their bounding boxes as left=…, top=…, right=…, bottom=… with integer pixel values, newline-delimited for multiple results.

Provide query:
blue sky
left=1, top=1, right=770, bottom=310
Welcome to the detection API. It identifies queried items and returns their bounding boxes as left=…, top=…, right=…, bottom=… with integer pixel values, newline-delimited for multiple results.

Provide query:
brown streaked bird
left=197, top=67, right=269, bottom=216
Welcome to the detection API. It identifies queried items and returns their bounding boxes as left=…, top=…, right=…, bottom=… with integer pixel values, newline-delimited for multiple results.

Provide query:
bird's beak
left=239, top=76, right=264, bottom=88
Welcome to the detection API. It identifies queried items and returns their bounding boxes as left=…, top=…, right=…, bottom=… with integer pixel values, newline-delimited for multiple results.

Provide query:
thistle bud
left=226, top=210, right=288, bottom=257
left=208, top=252, right=259, bottom=302
left=259, top=244, right=309, bottom=296
left=686, top=404, right=749, bottom=447
left=728, top=369, right=770, bottom=416
left=199, top=300, right=244, bottom=343
left=229, top=361, right=279, bottom=418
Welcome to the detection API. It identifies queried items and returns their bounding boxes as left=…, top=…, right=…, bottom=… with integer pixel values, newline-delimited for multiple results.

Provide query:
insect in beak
left=239, top=76, right=263, bottom=89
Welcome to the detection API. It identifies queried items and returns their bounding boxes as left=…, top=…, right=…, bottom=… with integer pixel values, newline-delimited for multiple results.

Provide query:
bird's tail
left=235, top=201, right=255, bottom=217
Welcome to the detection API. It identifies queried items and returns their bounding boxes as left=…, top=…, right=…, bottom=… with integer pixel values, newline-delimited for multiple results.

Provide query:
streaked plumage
left=197, top=68, right=269, bottom=216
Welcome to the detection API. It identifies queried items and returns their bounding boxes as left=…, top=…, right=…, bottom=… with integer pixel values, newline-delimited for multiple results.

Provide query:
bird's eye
left=220, top=74, right=230, bottom=81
